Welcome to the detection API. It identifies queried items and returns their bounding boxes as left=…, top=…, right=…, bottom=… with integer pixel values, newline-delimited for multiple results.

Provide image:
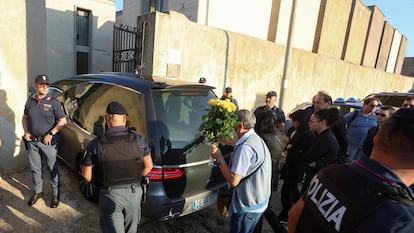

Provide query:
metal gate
left=112, top=24, right=143, bottom=73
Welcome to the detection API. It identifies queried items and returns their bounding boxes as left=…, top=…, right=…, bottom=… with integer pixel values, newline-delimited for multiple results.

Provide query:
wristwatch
left=47, top=131, right=54, bottom=136
left=217, top=159, right=225, bottom=166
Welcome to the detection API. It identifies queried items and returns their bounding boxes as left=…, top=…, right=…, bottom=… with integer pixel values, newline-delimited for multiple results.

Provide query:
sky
left=114, top=0, right=414, bottom=57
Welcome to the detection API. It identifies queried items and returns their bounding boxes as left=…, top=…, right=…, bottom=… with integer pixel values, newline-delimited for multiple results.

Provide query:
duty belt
left=102, top=183, right=140, bottom=194
left=31, top=136, right=43, bottom=142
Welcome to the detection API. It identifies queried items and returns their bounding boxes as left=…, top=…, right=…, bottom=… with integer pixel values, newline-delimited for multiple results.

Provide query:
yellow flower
left=200, top=99, right=239, bottom=143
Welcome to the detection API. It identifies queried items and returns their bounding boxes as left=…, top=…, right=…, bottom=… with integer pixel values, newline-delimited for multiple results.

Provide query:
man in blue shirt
left=288, top=108, right=414, bottom=233
left=344, top=97, right=379, bottom=161
left=210, top=110, right=272, bottom=233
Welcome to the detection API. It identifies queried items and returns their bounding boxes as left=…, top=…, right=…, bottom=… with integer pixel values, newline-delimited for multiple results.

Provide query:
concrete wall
left=386, top=30, right=402, bottom=73
left=0, top=0, right=29, bottom=173
left=343, top=0, right=370, bottom=64
left=198, top=0, right=273, bottom=41
left=376, top=22, right=394, bottom=71
left=395, top=36, right=408, bottom=74
left=402, top=57, right=414, bottom=77
left=140, top=11, right=413, bottom=113
left=27, top=0, right=115, bottom=84
left=313, top=0, right=352, bottom=58
left=361, top=5, right=384, bottom=67
left=274, top=0, right=320, bottom=52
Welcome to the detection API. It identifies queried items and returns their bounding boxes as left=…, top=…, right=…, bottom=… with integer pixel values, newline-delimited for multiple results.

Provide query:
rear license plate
left=192, top=193, right=218, bottom=211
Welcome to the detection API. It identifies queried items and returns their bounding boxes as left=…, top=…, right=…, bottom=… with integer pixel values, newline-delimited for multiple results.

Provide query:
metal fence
left=113, top=24, right=142, bottom=73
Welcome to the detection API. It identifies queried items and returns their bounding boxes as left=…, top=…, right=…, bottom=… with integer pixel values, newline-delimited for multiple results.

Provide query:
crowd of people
left=18, top=73, right=414, bottom=233
left=212, top=87, right=414, bottom=233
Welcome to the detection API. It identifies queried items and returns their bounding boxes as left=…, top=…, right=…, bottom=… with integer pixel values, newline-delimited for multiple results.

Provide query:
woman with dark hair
left=301, top=108, right=341, bottom=193
left=278, top=110, right=315, bottom=222
left=254, top=111, right=287, bottom=233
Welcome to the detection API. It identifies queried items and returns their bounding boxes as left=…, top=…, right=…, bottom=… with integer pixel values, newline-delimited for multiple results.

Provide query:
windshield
left=152, top=88, right=216, bottom=148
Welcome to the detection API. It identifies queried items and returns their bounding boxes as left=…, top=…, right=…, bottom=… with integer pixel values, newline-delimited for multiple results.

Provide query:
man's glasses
left=402, top=104, right=414, bottom=108
left=308, top=119, right=321, bottom=123
left=375, top=112, right=387, bottom=117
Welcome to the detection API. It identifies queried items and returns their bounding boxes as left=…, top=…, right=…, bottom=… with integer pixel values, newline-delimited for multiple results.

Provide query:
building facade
left=117, top=0, right=409, bottom=75
left=27, top=0, right=115, bottom=84
left=0, top=0, right=115, bottom=174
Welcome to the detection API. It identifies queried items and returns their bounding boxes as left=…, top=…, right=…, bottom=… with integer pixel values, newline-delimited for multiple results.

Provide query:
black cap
left=392, top=108, right=414, bottom=139
left=199, top=77, right=206, bottom=84
left=225, top=87, right=232, bottom=93
left=266, top=91, right=277, bottom=97
left=35, top=74, right=50, bottom=84
left=106, top=101, right=128, bottom=115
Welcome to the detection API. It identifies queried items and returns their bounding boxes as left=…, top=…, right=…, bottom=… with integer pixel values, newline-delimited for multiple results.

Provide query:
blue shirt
left=24, top=94, right=66, bottom=136
left=344, top=110, right=377, bottom=145
left=83, top=126, right=151, bottom=167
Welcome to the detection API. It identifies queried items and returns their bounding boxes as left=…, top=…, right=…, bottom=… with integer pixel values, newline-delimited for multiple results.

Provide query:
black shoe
left=27, top=192, right=43, bottom=206
left=51, top=195, right=59, bottom=208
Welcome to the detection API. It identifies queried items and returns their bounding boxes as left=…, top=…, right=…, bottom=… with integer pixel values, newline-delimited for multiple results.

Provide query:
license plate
left=192, top=193, right=218, bottom=211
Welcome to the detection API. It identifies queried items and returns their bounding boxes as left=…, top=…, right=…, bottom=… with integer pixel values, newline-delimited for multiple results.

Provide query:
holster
left=22, top=136, right=28, bottom=151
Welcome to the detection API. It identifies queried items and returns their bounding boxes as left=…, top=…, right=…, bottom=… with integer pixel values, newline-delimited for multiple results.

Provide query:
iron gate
left=112, top=24, right=143, bottom=73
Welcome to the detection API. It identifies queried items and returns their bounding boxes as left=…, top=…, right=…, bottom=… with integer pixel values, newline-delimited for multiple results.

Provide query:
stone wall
left=138, top=11, right=413, bottom=112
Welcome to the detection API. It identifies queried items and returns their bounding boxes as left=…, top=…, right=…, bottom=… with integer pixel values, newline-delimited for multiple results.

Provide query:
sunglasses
left=375, top=112, right=387, bottom=117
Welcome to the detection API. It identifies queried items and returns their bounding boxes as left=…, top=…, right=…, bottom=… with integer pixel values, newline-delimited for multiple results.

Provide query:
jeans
left=231, top=212, right=263, bottom=233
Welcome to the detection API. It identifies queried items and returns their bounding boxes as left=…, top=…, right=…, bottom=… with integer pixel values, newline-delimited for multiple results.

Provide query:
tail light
left=148, top=167, right=186, bottom=181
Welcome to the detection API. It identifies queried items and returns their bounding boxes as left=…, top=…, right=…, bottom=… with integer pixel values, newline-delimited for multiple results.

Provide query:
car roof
left=362, top=92, right=414, bottom=107
left=52, top=72, right=215, bottom=92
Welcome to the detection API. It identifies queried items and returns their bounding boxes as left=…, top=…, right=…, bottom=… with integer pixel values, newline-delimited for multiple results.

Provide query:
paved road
left=0, top=162, right=282, bottom=232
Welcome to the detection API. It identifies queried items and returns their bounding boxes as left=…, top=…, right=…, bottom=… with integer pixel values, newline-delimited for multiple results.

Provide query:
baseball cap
left=35, top=74, right=50, bottom=84
left=266, top=91, right=277, bottom=97
left=392, top=108, right=414, bottom=139
left=106, top=101, right=128, bottom=115
left=225, top=87, right=232, bottom=93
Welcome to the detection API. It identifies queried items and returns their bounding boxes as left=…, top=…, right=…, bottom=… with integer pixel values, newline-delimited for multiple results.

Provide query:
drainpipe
left=279, top=0, right=297, bottom=110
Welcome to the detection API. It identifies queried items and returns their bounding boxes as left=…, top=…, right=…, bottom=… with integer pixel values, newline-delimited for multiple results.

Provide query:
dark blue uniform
left=254, top=105, right=286, bottom=127
left=83, top=126, right=151, bottom=233
left=24, top=94, right=66, bottom=196
left=296, top=156, right=414, bottom=233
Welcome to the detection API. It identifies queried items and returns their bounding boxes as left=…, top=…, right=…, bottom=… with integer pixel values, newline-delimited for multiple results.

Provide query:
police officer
left=254, top=91, right=286, bottom=132
left=22, top=74, right=67, bottom=208
left=288, top=108, right=414, bottom=233
left=220, top=87, right=239, bottom=111
left=81, top=101, right=153, bottom=233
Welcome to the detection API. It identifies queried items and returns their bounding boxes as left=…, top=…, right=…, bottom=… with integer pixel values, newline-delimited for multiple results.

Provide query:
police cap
left=35, top=74, right=50, bottom=84
left=106, top=101, right=128, bottom=115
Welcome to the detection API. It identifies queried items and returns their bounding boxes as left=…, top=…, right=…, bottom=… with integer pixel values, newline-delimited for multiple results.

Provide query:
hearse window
left=65, top=83, right=147, bottom=139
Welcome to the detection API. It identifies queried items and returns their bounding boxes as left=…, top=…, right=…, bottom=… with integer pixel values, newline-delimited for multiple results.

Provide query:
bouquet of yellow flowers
left=199, top=99, right=239, bottom=144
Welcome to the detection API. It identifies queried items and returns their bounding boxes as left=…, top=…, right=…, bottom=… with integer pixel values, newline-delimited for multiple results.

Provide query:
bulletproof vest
left=96, top=132, right=143, bottom=187
left=295, top=163, right=414, bottom=233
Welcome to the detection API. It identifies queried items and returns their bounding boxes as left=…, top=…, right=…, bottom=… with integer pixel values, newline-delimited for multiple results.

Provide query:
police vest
left=295, top=163, right=414, bottom=233
left=96, top=132, right=143, bottom=187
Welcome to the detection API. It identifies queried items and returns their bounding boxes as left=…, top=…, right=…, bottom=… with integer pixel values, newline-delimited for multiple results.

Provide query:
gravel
left=0, top=162, right=282, bottom=233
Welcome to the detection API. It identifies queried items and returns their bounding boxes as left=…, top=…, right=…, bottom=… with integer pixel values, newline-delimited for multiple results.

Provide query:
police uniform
left=254, top=105, right=286, bottom=128
left=295, top=155, right=414, bottom=233
left=83, top=124, right=150, bottom=233
left=23, top=74, right=66, bottom=207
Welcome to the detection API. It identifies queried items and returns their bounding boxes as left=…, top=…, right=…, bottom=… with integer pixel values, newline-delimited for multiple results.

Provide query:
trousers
left=99, top=186, right=143, bottom=233
left=27, top=141, right=60, bottom=195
